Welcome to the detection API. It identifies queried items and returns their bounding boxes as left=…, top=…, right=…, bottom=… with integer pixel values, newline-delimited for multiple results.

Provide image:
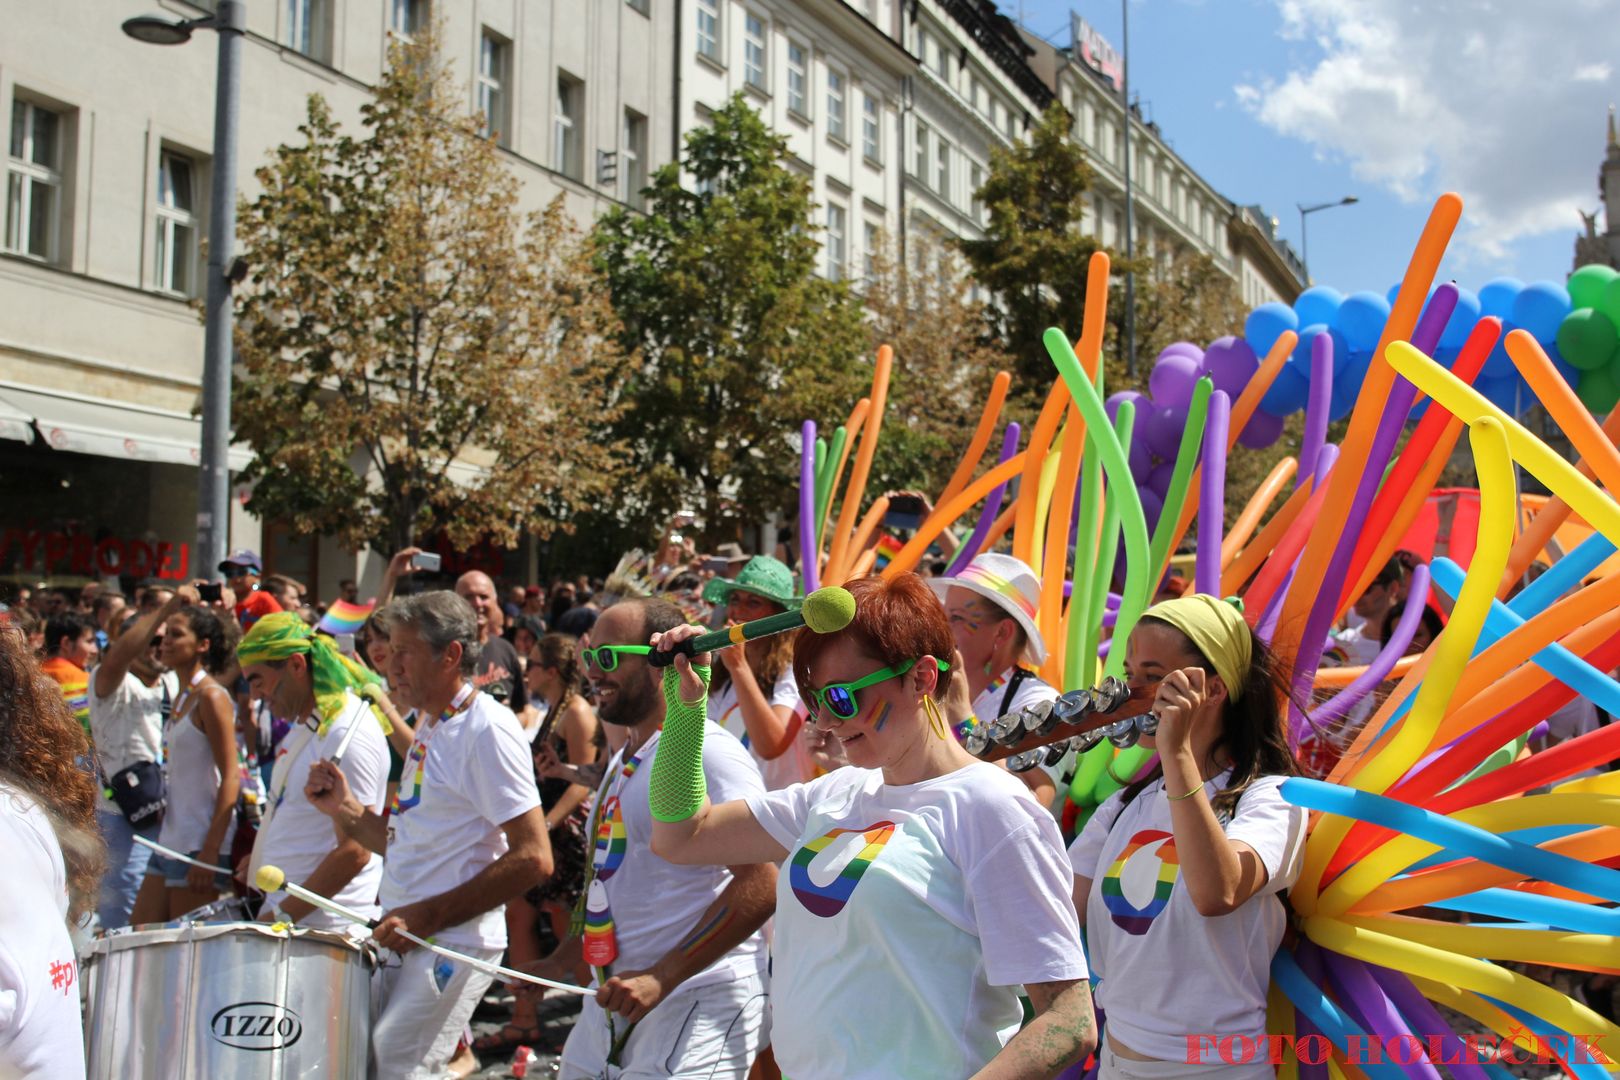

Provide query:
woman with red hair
left=647, top=572, right=1095, bottom=1079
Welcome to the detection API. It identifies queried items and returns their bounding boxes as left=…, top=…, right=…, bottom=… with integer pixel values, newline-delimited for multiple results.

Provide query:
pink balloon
left=1237, top=409, right=1285, bottom=450
left=1150, top=351, right=1204, bottom=411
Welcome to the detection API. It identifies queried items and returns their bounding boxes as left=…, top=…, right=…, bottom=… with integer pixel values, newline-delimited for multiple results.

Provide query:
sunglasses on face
left=222, top=565, right=254, bottom=579
left=805, top=657, right=950, bottom=724
left=582, top=645, right=651, bottom=672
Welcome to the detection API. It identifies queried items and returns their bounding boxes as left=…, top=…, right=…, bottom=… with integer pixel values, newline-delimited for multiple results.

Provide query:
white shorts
left=372, top=945, right=500, bottom=1079
left=1101, top=1041, right=1276, bottom=1080
left=560, top=972, right=769, bottom=1080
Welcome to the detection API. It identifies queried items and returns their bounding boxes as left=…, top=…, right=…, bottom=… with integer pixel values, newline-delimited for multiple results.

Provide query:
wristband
left=648, top=664, right=712, bottom=823
left=1167, top=782, right=1206, bottom=801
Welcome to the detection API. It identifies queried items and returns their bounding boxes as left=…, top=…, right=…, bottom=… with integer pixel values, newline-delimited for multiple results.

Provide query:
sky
left=1003, top=0, right=1620, bottom=295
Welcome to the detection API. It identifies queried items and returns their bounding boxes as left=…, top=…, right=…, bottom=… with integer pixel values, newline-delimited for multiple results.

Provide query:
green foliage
left=231, top=26, right=627, bottom=555
left=593, top=95, right=869, bottom=548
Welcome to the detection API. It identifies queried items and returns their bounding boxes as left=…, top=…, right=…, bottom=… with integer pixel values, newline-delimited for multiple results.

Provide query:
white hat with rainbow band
left=926, top=552, right=1047, bottom=666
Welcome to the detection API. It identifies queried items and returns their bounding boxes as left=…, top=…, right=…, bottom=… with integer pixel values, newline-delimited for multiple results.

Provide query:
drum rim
left=89, top=920, right=375, bottom=958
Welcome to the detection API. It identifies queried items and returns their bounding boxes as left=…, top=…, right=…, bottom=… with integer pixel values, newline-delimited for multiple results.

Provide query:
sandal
left=471, top=1023, right=546, bottom=1057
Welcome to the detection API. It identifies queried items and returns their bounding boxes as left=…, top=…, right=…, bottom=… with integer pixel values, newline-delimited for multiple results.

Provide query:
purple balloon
left=1105, top=390, right=1147, bottom=425
left=1156, top=341, right=1205, bottom=364
left=1202, top=336, right=1259, bottom=399
left=1138, top=486, right=1164, bottom=528
left=1237, top=408, right=1285, bottom=449
left=1147, top=461, right=1177, bottom=497
left=1150, top=351, right=1204, bottom=411
left=1128, top=427, right=1153, bottom=480
left=1144, top=405, right=1187, bottom=460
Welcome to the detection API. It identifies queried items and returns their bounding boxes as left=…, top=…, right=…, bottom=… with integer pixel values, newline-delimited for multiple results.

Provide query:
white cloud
left=1236, top=0, right=1620, bottom=266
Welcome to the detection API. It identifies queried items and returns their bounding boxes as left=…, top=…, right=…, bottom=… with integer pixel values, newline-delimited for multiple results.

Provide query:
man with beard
left=89, top=604, right=178, bottom=928
left=455, top=571, right=530, bottom=716
left=525, top=599, right=775, bottom=1080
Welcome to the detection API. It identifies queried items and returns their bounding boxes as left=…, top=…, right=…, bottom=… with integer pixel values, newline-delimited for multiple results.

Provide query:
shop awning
left=0, top=395, right=32, bottom=445
left=0, top=383, right=251, bottom=469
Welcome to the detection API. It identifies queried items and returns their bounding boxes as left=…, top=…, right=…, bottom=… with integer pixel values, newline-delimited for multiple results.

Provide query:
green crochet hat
left=701, top=555, right=802, bottom=611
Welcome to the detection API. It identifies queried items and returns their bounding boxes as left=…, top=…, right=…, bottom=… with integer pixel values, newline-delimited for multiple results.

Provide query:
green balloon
left=1602, top=276, right=1620, bottom=326
left=1576, top=359, right=1620, bottom=414
left=1568, top=264, right=1619, bottom=312
left=1556, top=308, right=1619, bottom=371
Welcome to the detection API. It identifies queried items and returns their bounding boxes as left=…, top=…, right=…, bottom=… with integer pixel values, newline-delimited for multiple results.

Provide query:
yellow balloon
left=1268, top=982, right=1298, bottom=1080
left=1408, top=975, right=1539, bottom=1055
left=1304, top=915, right=1620, bottom=1046
left=1341, top=913, right=1619, bottom=972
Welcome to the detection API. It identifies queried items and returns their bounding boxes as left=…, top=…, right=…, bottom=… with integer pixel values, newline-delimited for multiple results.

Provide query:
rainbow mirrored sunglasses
left=581, top=645, right=651, bottom=672
left=805, top=657, right=950, bottom=724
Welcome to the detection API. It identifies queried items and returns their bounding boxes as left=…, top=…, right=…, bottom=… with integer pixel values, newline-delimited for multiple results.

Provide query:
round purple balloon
left=1156, top=341, right=1205, bottom=364
left=1144, top=405, right=1187, bottom=460
left=1237, top=408, right=1285, bottom=449
left=1147, top=461, right=1177, bottom=497
left=1128, top=426, right=1153, bottom=480
left=1138, top=486, right=1165, bottom=528
left=1203, top=336, right=1258, bottom=399
left=1149, top=352, right=1204, bottom=411
left=1105, top=390, right=1147, bottom=425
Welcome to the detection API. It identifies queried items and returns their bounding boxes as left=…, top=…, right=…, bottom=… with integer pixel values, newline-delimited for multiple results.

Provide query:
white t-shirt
left=746, top=762, right=1087, bottom=1080
left=381, top=690, right=541, bottom=949
left=0, top=784, right=86, bottom=1077
left=1068, top=771, right=1307, bottom=1064
left=88, top=669, right=177, bottom=808
left=252, top=694, right=389, bottom=931
left=710, top=666, right=815, bottom=790
left=971, top=668, right=1064, bottom=793
left=591, top=724, right=766, bottom=993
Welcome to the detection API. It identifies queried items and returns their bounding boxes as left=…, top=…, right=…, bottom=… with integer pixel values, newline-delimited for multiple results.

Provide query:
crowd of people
left=0, top=523, right=1612, bottom=1079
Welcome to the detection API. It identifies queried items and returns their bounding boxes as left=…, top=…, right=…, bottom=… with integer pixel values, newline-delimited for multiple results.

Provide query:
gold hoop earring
left=923, top=696, right=947, bottom=739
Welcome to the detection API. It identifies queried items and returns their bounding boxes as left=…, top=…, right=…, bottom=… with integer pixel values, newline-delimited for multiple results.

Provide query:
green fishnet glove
left=649, top=663, right=712, bottom=822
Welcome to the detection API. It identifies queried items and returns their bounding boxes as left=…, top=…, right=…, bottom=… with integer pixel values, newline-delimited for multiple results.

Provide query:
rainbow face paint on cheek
left=871, top=701, right=891, bottom=732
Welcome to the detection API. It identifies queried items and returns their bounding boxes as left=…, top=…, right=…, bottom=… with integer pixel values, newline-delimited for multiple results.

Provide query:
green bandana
left=237, top=612, right=388, bottom=735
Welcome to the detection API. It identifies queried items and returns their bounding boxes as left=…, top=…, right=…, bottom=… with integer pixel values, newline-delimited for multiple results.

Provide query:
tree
left=594, top=95, right=869, bottom=548
left=861, top=230, right=1018, bottom=495
left=1132, top=243, right=1246, bottom=365
left=231, top=26, right=627, bottom=555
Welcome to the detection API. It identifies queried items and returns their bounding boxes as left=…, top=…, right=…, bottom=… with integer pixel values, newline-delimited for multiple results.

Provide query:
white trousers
left=1101, top=1041, right=1277, bottom=1080
left=371, top=945, right=499, bottom=1080
left=560, top=972, right=768, bottom=1080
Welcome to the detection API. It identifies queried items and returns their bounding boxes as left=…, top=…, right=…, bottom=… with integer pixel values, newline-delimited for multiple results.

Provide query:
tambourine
left=966, top=678, right=1157, bottom=772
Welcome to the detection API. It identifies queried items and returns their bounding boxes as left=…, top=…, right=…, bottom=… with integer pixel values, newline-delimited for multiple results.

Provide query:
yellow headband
left=1141, top=594, right=1251, bottom=703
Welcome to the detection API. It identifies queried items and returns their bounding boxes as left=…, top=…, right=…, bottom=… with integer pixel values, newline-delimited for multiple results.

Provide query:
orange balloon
left=1311, top=653, right=1420, bottom=690
left=935, top=370, right=1012, bottom=512
left=1222, top=470, right=1319, bottom=595
left=1273, top=193, right=1463, bottom=671
left=826, top=347, right=893, bottom=583
left=1221, top=457, right=1297, bottom=568
left=1348, top=827, right=1620, bottom=912
left=1013, top=378, right=1073, bottom=568
left=834, top=496, right=890, bottom=587
left=881, top=452, right=1028, bottom=579
left=817, top=396, right=871, bottom=573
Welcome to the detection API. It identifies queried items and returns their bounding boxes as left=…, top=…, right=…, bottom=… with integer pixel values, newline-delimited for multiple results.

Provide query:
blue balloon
left=1477, top=276, right=1524, bottom=321
left=1479, top=338, right=1517, bottom=380
left=1331, top=291, right=1390, bottom=353
left=1438, top=287, right=1482, bottom=350
left=1293, top=285, right=1344, bottom=329
left=1385, top=282, right=1402, bottom=308
left=1330, top=351, right=1369, bottom=421
left=1257, top=355, right=1310, bottom=416
left=1270, top=952, right=1409, bottom=1080
left=1476, top=372, right=1523, bottom=413
left=1291, top=323, right=1350, bottom=378
left=1511, top=281, right=1572, bottom=344
left=1244, top=302, right=1298, bottom=358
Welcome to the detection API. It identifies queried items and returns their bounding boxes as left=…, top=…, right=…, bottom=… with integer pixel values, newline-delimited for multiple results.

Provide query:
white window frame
left=863, top=219, right=880, bottom=278
left=554, top=73, right=583, bottom=179
left=912, top=119, right=928, bottom=177
left=389, top=0, right=425, bottom=39
left=826, top=70, right=847, bottom=143
left=623, top=108, right=648, bottom=209
left=970, top=161, right=984, bottom=224
left=825, top=201, right=847, bottom=282
left=743, top=12, right=768, bottom=90
left=5, top=99, right=62, bottom=263
left=696, top=0, right=721, bottom=63
left=786, top=40, right=810, bottom=118
left=935, top=134, right=949, bottom=198
left=861, top=92, right=881, bottom=163
left=477, top=30, right=510, bottom=145
left=154, top=150, right=200, bottom=296
left=285, top=0, right=332, bottom=62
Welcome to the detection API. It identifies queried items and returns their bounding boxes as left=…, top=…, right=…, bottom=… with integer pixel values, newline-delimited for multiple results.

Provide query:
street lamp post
left=123, top=2, right=245, bottom=580
left=1297, top=196, right=1358, bottom=284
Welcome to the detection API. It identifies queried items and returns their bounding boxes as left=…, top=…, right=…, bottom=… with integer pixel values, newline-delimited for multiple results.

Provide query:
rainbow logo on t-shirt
left=788, top=821, right=895, bottom=918
left=1101, top=829, right=1179, bottom=935
left=389, top=744, right=426, bottom=815
left=593, top=799, right=629, bottom=879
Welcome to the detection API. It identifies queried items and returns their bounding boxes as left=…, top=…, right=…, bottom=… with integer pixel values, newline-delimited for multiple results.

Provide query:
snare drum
left=84, top=921, right=375, bottom=1078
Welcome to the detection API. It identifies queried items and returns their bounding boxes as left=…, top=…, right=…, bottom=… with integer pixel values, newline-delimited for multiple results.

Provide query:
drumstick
left=328, top=712, right=366, bottom=766
left=254, top=865, right=592, bottom=997
left=132, top=833, right=234, bottom=876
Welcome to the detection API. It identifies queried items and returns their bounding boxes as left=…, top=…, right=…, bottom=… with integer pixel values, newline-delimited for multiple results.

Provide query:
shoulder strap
left=999, top=667, right=1036, bottom=717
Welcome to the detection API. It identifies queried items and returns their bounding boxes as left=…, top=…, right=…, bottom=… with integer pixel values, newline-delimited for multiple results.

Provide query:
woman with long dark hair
left=0, top=614, right=106, bottom=1072
left=130, top=586, right=241, bottom=922
left=1069, top=595, right=1306, bottom=1078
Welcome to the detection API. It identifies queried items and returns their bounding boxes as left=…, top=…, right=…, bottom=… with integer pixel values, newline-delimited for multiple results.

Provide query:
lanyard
left=573, top=737, right=653, bottom=967
left=388, top=683, right=474, bottom=817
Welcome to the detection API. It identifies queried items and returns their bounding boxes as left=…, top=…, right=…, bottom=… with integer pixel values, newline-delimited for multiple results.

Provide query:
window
left=696, top=0, right=720, bottom=62
left=1004, top=107, right=1015, bottom=139
left=154, top=151, right=198, bottom=295
left=477, top=31, right=510, bottom=145
left=389, top=0, right=425, bottom=38
left=827, top=71, right=847, bottom=142
left=970, top=162, right=984, bottom=223
left=935, top=134, right=948, bottom=197
left=744, top=13, right=767, bottom=89
left=825, top=202, right=846, bottom=281
left=912, top=120, right=928, bottom=177
left=623, top=109, right=648, bottom=210
left=285, top=0, right=332, bottom=62
left=554, top=74, right=582, bottom=179
left=627, top=0, right=649, bottom=13
left=971, top=79, right=983, bottom=114
left=5, top=100, right=61, bottom=261
left=787, top=41, right=809, bottom=117
left=861, top=93, right=881, bottom=162
left=931, top=38, right=947, bottom=79
left=863, top=220, right=880, bottom=277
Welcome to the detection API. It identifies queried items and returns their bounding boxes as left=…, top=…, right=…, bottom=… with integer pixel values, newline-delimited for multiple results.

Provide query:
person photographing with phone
left=218, top=549, right=282, bottom=633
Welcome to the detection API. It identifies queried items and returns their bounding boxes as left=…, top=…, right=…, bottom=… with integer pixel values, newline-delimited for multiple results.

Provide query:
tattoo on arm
left=677, top=905, right=733, bottom=959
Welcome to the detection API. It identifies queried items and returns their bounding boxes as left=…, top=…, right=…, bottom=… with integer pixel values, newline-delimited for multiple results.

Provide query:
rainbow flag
left=318, top=599, right=375, bottom=636
left=873, top=532, right=904, bottom=571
